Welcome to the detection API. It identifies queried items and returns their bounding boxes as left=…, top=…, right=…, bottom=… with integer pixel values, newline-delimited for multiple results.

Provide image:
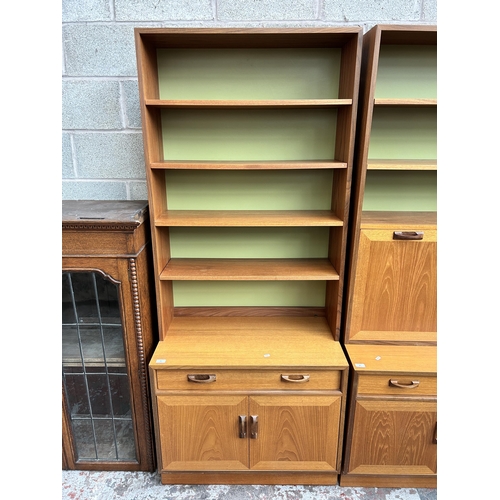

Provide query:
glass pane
left=70, top=273, right=99, bottom=322
left=109, top=374, right=132, bottom=417
left=62, top=271, right=137, bottom=463
left=95, top=274, right=121, bottom=324
left=114, top=419, right=136, bottom=460
left=62, top=273, right=76, bottom=324
left=64, top=373, right=90, bottom=416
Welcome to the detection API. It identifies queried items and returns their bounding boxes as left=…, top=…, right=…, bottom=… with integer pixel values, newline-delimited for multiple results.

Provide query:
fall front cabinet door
left=347, top=227, right=437, bottom=344
left=346, top=399, right=437, bottom=477
left=157, top=394, right=342, bottom=472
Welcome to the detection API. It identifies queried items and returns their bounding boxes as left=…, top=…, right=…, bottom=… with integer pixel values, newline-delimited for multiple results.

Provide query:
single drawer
left=357, top=374, right=436, bottom=396
left=156, top=369, right=342, bottom=391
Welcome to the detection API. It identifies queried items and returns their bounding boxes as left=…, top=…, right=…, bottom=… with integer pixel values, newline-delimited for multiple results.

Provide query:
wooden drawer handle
left=281, top=374, right=310, bottom=383
left=187, top=374, right=217, bottom=383
left=389, top=379, right=420, bottom=389
left=393, top=231, right=423, bottom=240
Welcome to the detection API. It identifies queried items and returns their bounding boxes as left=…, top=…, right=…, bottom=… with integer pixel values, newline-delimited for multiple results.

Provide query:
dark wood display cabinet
left=62, top=200, right=157, bottom=471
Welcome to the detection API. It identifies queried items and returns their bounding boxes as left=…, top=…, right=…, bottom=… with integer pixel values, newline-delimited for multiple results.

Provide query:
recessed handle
left=239, top=415, right=247, bottom=438
left=281, top=374, right=310, bottom=383
left=393, top=231, right=423, bottom=240
left=389, top=379, right=420, bottom=389
left=187, top=374, right=216, bottom=383
left=250, top=415, right=258, bottom=439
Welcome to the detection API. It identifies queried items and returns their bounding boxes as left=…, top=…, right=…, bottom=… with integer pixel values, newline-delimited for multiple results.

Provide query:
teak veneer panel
left=156, top=210, right=343, bottom=227
left=150, top=160, right=347, bottom=170
left=346, top=227, right=437, bottom=344
left=150, top=317, right=348, bottom=369
left=346, top=400, right=437, bottom=475
left=249, top=395, right=341, bottom=471
left=156, top=369, right=341, bottom=392
left=367, top=159, right=437, bottom=171
left=146, top=99, right=352, bottom=108
left=360, top=211, right=436, bottom=229
left=374, top=99, right=436, bottom=106
left=345, top=344, right=437, bottom=375
left=160, top=258, right=340, bottom=280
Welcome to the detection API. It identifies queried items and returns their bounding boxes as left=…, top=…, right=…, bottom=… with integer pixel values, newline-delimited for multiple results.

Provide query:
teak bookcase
left=340, top=25, right=437, bottom=488
left=135, top=27, right=362, bottom=485
left=343, top=24, right=437, bottom=347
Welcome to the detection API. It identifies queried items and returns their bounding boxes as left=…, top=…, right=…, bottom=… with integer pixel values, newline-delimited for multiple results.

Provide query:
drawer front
left=156, top=369, right=341, bottom=391
left=357, top=374, right=436, bottom=396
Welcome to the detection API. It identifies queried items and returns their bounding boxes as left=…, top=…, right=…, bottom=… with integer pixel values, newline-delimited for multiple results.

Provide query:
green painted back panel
left=157, top=48, right=341, bottom=308
left=173, top=281, right=327, bottom=307
left=165, top=170, right=334, bottom=210
left=368, top=107, right=437, bottom=160
left=170, top=227, right=329, bottom=258
left=363, top=171, right=437, bottom=211
left=375, top=45, right=437, bottom=99
left=161, top=108, right=337, bottom=161
left=157, top=48, right=341, bottom=99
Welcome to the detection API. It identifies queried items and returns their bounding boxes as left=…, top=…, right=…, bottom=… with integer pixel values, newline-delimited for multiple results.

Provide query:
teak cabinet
left=340, top=25, right=437, bottom=487
left=149, top=326, right=348, bottom=484
left=134, top=27, right=362, bottom=485
left=341, top=345, right=437, bottom=488
left=62, top=200, right=157, bottom=471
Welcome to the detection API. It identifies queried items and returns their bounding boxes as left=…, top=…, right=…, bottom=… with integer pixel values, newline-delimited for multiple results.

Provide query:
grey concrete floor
left=62, top=471, right=437, bottom=500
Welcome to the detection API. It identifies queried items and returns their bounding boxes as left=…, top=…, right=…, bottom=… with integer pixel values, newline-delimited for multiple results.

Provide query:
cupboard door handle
left=393, top=231, right=423, bottom=240
left=281, top=374, right=310, bottom=383
left=239, top=415, right=247, bottom=438
left=389, top=379, right=420, bottom=389
left=187, top=374, right=216, bottom=383
left=433, top=423, right=437, bottom=444
left=250, top=415, right=258, bottom=439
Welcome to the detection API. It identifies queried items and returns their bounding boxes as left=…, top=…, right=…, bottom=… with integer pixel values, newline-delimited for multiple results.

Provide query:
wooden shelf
left=160, top=258, right=339, bottom=281
left=374, top=98, right=436, bottom=106
left=367, top=159, right=437, bottom=171
left=155, top=210, right=343, bottom=227
left=146, top=98, right=352, bottom=108
left=150, top=160, right=347, bottom=170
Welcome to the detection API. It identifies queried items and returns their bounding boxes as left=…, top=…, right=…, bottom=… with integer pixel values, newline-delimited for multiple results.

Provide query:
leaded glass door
left=62, top=271, right=138, bottom=464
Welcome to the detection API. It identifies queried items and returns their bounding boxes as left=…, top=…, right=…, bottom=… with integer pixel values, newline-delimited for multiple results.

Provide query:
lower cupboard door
left=249, top=395, right=341, bottom=471
left=346, top=399, right=437, bottom=476
left=157, top=395, right=249, bottom=471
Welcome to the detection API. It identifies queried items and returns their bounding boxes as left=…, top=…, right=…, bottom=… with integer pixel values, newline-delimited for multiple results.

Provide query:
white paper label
left=354, top=363, right=365, bottom=368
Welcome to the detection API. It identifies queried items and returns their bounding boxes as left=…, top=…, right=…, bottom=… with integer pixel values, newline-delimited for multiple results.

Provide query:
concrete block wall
left=62, top=0, right=437, bottom=200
